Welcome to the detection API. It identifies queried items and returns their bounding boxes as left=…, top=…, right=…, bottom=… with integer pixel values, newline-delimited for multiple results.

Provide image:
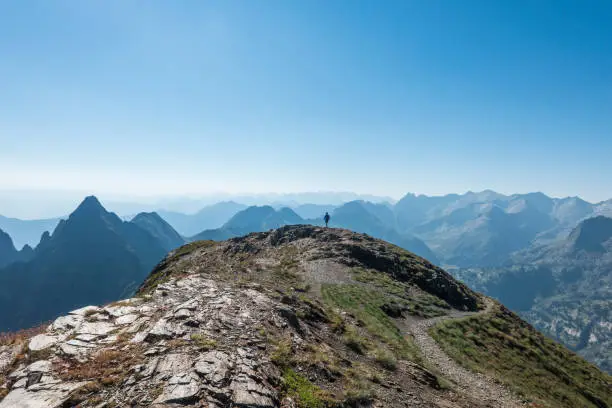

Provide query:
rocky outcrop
left=0, top=276, right=281, bottom=407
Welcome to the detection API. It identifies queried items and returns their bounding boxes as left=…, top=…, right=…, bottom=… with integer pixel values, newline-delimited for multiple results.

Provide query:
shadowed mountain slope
left=0, top=197, right=168, bottom=331
left=131, top=212, right=185, bottom=252
left=0, top=229, right=33, bottom=268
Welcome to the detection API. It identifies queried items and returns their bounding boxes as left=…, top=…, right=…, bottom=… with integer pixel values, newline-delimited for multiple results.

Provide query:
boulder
left=29, top=335, right=59, bottom=352
left=0, top=382, right=87, bottom=408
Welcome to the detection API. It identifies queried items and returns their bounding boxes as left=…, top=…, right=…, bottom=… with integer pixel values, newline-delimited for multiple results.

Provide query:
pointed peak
left=80, top=195, right=103, bottom=208
left=39, top=230, right=51, bottom=244
left=72, top=196, right=107, bottom=216
left=0, top=228, right=17, bottom=252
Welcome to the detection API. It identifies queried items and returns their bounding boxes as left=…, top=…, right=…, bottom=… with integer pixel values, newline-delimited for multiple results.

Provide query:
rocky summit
left=0, top=226, right=610, bottom=408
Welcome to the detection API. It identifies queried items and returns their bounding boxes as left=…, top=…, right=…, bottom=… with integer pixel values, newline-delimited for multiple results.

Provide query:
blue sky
left=1, top=0, right=611, bottom=202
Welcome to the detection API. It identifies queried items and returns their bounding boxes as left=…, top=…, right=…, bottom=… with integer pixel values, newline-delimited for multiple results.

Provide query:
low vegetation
left=430, top=304, right=612, bottom=408
left=56, top=345, right=144, bottom=404
left=0, top=324, right=47, bottom=347
left=190, top=333, right=217, bottom=351
left=321, top=283, right=421, bottom=362
left=351, top=267, right=450, bottom=318
left=281, top=368, right=336, bottom=408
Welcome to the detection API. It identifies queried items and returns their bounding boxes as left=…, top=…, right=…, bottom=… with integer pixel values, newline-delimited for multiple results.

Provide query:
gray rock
left=232, top=389, right=275, bottom=407
left=147, top=319, right=173, bottom=339
left=65, top=339, right=97, bottom=348
left=11, top=378, right=27, bottom=389
left=141, top=357, right=159, bottom=377
left=105, top=305, right=137, bottom=318
left=174, top=309, right=193, bottom=319
left=155, top=353, right=193, bottom=377
left=59, top=341, right=96, bottom=358
left=115, top=314, right=139, bottom=325
left=76, top=321, right=117, bottom=336
left=52, top=314, right=83, bottom=332
left=174, top=299, right=199, bottom=311
left=147, top=319, right=184, bottom=340
left=0, top=345, right=20, bottom=372
left=131, top=331, right=148, bottom=344
left=153, top=373, right=200, bottom=404
left=26, top=360, right=52, bottom=373
left=194, top=351, right=233, bottom=385
left=69, top=305, right=101, bottom=316
left=229, top=376, right=276, bottom=407
left=75, top=334, right=98, bottom=342
left=0, top=381, right=87, bottom=408
left=28, top=335, right=59, bottom=352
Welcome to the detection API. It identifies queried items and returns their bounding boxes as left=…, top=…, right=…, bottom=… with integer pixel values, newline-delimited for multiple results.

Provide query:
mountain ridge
left=0, top=225, right=609, bottom=408
left=0, top=197, right=178, bottom=332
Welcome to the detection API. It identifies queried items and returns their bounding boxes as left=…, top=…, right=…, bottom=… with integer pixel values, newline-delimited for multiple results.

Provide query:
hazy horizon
left=1, top=188, right=610, bottom=220
left=1, top=1, right=611, bottom=207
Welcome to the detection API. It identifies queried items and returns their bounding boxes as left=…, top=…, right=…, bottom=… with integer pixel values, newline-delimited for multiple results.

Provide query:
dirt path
left=405, top=299, right=526, bottom=408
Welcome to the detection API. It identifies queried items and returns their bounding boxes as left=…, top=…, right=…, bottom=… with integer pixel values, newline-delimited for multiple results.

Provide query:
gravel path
left=406, top=300, right=526, bottom=408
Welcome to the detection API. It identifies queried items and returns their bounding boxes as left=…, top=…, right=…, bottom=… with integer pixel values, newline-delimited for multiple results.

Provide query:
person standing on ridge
left=324, top=212, right=331, bottom=227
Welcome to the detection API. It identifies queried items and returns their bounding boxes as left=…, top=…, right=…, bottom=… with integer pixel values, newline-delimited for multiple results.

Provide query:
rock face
left=0, top=226, right=609, bottom=408
left=0, top=276, right=281, bottom=408
left=131, top=212, right=186, bottom=252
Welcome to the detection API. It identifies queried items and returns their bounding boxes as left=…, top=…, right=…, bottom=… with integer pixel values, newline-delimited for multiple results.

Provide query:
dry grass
left=56, top=346, right=143, bottom=391
left=1, top=322, right=50, bottom=396
left=0, top=323, right=48, bottom=347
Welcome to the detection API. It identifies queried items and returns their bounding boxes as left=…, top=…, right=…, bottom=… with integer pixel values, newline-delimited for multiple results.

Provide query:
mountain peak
left=131, top=211, right=185, bottom=252
left=72, top=195, right=106, bottom=216
left=569, top=215, right=612, bottom=252
left=131, top=211, right=164, bottom=223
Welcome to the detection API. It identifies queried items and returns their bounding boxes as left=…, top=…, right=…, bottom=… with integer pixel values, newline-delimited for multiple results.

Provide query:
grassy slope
left=430, top=303, right=612, bottom=408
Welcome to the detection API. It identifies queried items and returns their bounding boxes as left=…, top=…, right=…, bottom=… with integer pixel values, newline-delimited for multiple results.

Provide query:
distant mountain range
left=453, top=215, right=612, bottom=373
left=157, top=201, right=248, bottom=237
left=0, top=197, right=183, bottom=331
left=131, top=212, right=186, bottom=251
left=1, top=190, right=611, bottom=372
left=190, top=202, right=437, bottom=262
left=0, top=215, right=61, bottom=250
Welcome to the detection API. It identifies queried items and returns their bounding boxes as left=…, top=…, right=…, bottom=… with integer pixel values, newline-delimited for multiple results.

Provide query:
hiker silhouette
left=324, top=212, right=331, bottom=227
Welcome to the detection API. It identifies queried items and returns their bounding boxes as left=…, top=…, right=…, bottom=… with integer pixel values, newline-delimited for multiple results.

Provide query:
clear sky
left=1, top=0, right=611, bottom=202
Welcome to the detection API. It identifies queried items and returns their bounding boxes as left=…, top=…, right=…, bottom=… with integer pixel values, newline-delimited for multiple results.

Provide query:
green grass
left=321, top=284, right=421, bottom=363
left=190, top=334, right=217, bottom=351
left=430, top=304, right=612, bottom=408
left=281, top=368, right=336, bottom=408
left=343, top=325, right=368, bottom=355
left=270, top=336, right=294, bottom=367
left=351, top=267, right=450, bottom=318
left=373, top=348, right=397, bottom=371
